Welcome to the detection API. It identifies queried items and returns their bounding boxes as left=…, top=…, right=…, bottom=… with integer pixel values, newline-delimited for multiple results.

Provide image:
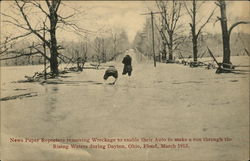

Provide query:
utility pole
left=43, top=22, right=47, bottom=80
left=150, top=11, right=156, bottom=67
left=141, top=11, right=164, bottom=67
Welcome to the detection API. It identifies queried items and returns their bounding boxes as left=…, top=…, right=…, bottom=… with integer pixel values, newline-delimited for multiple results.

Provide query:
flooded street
left=1, top=50, right=249, bottom=160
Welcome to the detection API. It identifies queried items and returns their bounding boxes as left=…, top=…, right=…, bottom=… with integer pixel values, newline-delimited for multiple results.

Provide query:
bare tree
left=101, top=38, right=106, bottom=63
left=82, top=41, right=88, bottom=60
left=133, top=19, right=160, bottom=60
left=110, top=30, right=118, bottom=59
left=216, top=0, right=250, bottom=68
left=156, top=0, right=184, bottom=62
left=1, top=0, right=89, bottom=75
left=184, top=0, right=216, bottom=62
left=160, top=9, right=167, bottom=62
left=93, top=37, right=102, bottom=63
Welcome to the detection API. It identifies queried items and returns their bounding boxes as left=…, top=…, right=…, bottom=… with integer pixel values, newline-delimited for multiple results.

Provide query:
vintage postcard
left=0, top=0, right=249, bottom=160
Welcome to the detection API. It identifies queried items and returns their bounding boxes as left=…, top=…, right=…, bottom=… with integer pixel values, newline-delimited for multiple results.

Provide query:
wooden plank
left=0, top=92, right=38, bottom=101
left=207, top=47, right=221, bottom=68
left=219, top=68, right=249, bottom=72
left=245, top=48, right=250, bottom=56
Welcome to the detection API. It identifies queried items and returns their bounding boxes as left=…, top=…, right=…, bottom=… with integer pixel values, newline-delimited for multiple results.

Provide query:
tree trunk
left=193, top=35, right=198, bottom=62
left=101, top=38, right=106, bottom=63
left=49, top=5, right=59, bottom=75
left=162, top=47, right=167, bottom=62
left=219, top=0, right=231, bottom=67
left=168, top=31, right=173, bottom=61
left=192, top=0, right=198, bottom=62
left=49, top=39, right=59, bottom=75
left=161, top=6, right=167, bottom=62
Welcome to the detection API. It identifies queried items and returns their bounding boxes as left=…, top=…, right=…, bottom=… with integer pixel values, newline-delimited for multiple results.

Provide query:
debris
left=0, top=92, right=38, bottom=101
left=189, top=61, right=206, bottom=68
left=14, top=88, right=27, bottom=91
left=166, top=59, right=176, bottom=63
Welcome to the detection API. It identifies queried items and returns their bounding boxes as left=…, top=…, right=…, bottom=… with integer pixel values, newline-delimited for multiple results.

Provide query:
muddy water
left=1, top=52, right=249, bottom=160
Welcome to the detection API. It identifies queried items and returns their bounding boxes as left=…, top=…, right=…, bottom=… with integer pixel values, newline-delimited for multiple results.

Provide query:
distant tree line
left=60, top=29, right=130, bottom=64
left=132, top=0, right=250, bottom=66
left=1, top=29, right=130, bottom=66
left=0, top=0, right=249, bottom=73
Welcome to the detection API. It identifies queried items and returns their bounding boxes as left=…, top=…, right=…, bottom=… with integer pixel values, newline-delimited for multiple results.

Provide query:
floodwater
left=1, top=50, right=249, bottom=160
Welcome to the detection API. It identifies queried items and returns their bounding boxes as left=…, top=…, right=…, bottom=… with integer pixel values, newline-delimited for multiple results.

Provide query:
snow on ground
left=0, top=49, right=249, bottom=160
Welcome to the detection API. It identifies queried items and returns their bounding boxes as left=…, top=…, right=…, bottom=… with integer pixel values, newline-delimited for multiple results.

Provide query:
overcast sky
left=1, top=1, right=249, bottom=43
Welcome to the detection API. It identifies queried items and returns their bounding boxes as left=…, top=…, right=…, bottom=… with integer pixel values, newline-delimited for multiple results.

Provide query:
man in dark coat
left=103, top=65, right=118, bottom=84
left=122, top=55, right=132, bottom=76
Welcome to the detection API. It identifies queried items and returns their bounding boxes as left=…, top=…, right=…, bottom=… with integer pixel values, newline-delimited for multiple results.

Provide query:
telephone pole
left=150, top=11, right=156, bottom=67
left=43, top=22, right=47, bottom=80
left=141, top=11, right=163, bottom=67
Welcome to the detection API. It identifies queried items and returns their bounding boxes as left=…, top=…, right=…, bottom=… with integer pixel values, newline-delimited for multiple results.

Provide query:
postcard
left=0, top=0, right=249, bottom=160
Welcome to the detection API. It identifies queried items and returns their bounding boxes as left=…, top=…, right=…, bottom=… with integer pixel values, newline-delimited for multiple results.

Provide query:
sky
left=1, top=1, right=250, bottom=43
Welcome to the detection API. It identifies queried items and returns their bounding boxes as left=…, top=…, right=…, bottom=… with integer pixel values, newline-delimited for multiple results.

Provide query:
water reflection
left=43, top=85, right=59, bottom=122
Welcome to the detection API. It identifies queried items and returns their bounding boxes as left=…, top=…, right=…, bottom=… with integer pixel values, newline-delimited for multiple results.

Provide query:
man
left=103, top=65, right=118, bottom=85
left=122, top=55, right=132, bottom=76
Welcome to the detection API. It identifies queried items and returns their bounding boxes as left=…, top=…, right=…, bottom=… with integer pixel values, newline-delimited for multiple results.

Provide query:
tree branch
left=15, top=0, right=50, bottom=48
left=154, top=23, right=169, bottom=46
left=45, top=0, right=51, bottom=8
left=0, top=51, right=40, bottom=61
left=172, top=2, right=182, bottom=31
left=229, top=21, right=250, bottom=37
left=0, top=32, right=32, bottom=49
left=29, top=1, right=49, bottom=17
left=32, top=46, right=51, bottom=61
left=55, top=0, right=62, bottom=13
left=196, top=7, right=216, bottom=37
left=184, top=2, right=193, bottom=19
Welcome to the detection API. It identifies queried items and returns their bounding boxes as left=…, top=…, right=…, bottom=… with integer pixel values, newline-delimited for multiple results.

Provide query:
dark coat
left=103, top=66, right=118, bottom=80
left=122, top=55, right=132, bottom=76
left=122, top=55, right=132, bottom=66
